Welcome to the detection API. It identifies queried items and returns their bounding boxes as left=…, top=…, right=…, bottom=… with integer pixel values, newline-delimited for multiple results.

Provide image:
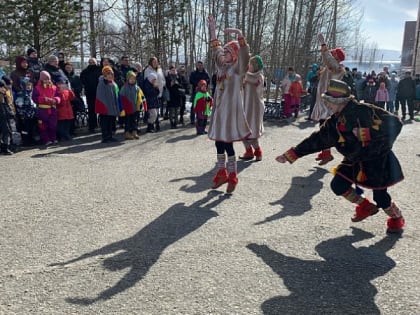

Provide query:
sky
left=361, top=0, right=418, bottom=52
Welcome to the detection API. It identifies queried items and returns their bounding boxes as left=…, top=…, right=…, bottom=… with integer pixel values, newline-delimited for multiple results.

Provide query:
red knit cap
left=198, top=80, right=207, bottom=88
left=330, top=48, right=345, bottom=62
left=223, top=41, right=240, bottom=61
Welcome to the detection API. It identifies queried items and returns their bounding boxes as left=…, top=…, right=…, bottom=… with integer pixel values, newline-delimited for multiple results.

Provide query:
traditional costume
left=240, top=55, right=265, bottom=161
left=281, top=80, right=405, bottom=234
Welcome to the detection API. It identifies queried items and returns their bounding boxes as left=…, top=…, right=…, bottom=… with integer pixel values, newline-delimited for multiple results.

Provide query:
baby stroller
left=72, top=96, right=88, bottom=129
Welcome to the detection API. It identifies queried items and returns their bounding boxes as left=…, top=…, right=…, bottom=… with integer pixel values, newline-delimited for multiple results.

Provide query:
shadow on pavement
left=169, top=160, right=253, bottom=193
left=165, top=133, right=200, bottom=143
left=49, top=190, right=228, bottom=305
left=255, top=167, right=328, bottom=225
left=247, top=227, right=401, bottom=315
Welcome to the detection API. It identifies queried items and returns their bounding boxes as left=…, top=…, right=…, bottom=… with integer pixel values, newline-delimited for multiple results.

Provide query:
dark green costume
left=288, top=100, right=404, bottom=189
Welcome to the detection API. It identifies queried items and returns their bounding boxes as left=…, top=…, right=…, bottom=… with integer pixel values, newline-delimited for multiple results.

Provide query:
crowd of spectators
left=0, top=48, right=213, bottom=154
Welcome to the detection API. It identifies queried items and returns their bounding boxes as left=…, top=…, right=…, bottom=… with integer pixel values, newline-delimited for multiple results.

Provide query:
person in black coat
left=80, top=58, right=102, bottom=132
left=165, top=66, right=183, bottom=129
left=397, top=71, right=416, bottom=120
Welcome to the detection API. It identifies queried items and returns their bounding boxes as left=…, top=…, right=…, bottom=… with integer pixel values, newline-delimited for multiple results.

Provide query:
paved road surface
left=1, top=116, right=419, bottom=314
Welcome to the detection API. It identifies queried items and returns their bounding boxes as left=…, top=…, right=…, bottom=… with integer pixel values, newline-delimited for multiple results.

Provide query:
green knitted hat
left=250, top=55, right=264, bottom=72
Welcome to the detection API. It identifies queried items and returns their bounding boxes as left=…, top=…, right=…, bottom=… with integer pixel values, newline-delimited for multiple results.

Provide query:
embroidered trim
left=283, top=148, right=299, bottom=163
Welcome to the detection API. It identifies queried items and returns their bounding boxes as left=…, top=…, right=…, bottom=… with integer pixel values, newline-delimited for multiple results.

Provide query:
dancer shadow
left=49, top=191, right=227, bottom=305
left=165, top=133, right=199, bottom=143
left=247, top=227, right=400, bottom=315
left=170, top=162, right=252, bottom=193
left=255, top=167, right=328, bottom=225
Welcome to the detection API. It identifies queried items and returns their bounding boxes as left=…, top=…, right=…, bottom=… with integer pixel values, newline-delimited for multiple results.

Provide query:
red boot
left=351, top=199, right=379, bottom=222
left=316, top=150, right=334, bottom=166
left=212, top=169, right=228, bottom=189
left=254, top=147, right=262, bottom=161
left=386, top=217, right=405, bottom=234
left=226, top=173, right=238, bottom=194
left=384, top=202, right=404, bottom=233
left=239, top=147, right=254, bottom=160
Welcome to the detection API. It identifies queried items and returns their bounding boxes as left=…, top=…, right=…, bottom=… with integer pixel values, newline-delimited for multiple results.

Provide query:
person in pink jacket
left=32, top=71, right=61, bottom=145
left=374, top=81, right=389, bottom=109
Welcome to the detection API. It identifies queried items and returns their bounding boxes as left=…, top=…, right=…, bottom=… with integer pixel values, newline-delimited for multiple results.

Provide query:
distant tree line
left=1, top=0, right=381, bottom=85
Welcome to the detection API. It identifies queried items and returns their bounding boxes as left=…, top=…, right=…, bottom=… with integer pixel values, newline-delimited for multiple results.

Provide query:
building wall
left=401, top=21, right=417, bottom=70
left=414, top=0, right=420, bottom=74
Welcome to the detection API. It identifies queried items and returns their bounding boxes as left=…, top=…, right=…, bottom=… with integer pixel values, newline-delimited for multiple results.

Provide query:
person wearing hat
left=55, top=78, right=75, bottom=141
left=142, top=72, right=160, bottom=133
left=192, top=79, right=213, bottom=135
left=239, top=55, right=265, bottom=161
left=26, top=48, right=44, bottom=85
left=207, top=15, right=251, bottom=193
left=95, top=66, right=121, bottom=143
left=165, top=65, right=184, bottom=129
left=10, top=56, right=29, bottom=95
left=311, top=33, right=347, bottom=166
left=0, top=79, right=15, bottom=154
left=119, top=70, right=147, bottom=139
left=275, top=79, right=405, bottom=234
left=32, top=71, right=61, bottom=145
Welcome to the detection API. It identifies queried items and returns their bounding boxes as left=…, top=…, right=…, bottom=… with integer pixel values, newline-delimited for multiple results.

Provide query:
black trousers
left=330, top=174, right=391, bottom=209
left=399, top=97, right=414, bottom=118
left=125, top=113, right=136, bottom=132
left=215, top=141, right=235, bottom=156
left=99, top=115, right=115, bottom=141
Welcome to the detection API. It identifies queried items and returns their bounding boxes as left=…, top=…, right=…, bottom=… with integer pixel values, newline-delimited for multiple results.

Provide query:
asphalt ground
left=1, top=114, right=419, bottom=315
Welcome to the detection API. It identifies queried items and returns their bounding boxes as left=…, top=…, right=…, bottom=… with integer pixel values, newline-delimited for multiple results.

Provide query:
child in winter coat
left=193, top=80, right=213, bottom=135
left=289, top=74, right=305, bottom=118
left=14, top=77, right=38, bottom=146
left=239, top=55, right=265, bottom=161
left=120, top=71, right=147, bottom=139
left=375, top=81, right=389, bottom=109
left=95, top=66, right=121, bottom=143
left=32, top=71, right=60, bottom=145
left=142, top=72, right=160, bottom=133
left=56, top=79, right=75, bottom=141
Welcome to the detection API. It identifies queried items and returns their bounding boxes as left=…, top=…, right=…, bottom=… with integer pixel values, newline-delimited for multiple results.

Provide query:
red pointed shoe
left=239, top=147, right=254, bottom=160
left=226, top=173, right=238, bottom=194
left=254, top=147, right=262, bottom=161
left=212, top=169, right=229, bottom=189
left=351, top=199, right=379, bottom=222
left=386, top=216, right=405, bottom=234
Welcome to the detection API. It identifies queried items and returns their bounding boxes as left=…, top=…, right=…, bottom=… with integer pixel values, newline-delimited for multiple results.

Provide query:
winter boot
left=147, top=124, right=155, bottom=133
left=155, top=121, right=161, bottom=132
left=212, top=169, right=229, bottom=189
left=239, top=147, right=254, bottom=160
left=226, top=172, right=238, bottom=193
left=384, top=202, right=405, bottom=234
left=0, top=143, right=13, bottom=155
left=316, top=149, right=334, bottom=166
left=131, top=131, right=139, bottom=139
left=125, top=131, right=134, bottom=140
left=351, top=198, right=379, bottom=222
left=254, top=147, right=263, bottom=161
